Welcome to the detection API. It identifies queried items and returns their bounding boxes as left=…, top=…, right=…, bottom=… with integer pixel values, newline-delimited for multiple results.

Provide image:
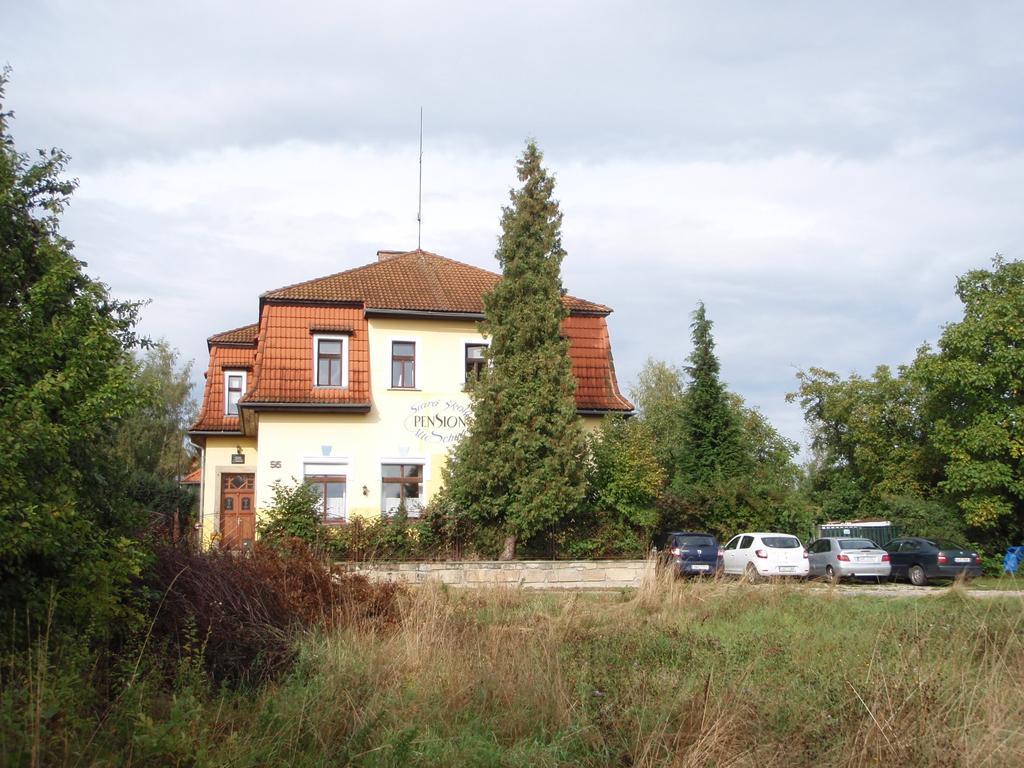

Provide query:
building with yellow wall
left=188, top=250, right=632, bottom=549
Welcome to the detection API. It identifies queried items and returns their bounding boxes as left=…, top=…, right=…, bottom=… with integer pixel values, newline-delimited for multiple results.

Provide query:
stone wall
left=336, top=559, right=655, bottom=590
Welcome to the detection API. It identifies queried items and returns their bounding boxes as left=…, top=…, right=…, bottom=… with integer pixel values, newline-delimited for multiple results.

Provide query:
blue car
left=659, top=531, right=721, bottom=576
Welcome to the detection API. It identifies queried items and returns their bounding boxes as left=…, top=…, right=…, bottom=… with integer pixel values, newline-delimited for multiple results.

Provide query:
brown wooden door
left=220, top=473, right=255, bottom=550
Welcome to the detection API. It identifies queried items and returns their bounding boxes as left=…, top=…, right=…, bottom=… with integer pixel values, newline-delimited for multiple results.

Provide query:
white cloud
left=61, top=139, right=1024, bottom=453
left=6, top=0, right=1022, bottom=456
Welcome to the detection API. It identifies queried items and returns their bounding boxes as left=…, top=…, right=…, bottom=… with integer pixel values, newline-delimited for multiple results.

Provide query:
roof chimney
left=377, top=250, right=408, bottom=262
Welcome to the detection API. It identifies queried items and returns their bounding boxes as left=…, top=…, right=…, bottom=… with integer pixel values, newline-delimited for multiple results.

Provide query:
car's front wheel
left=909, top=564, right=928, bottom=586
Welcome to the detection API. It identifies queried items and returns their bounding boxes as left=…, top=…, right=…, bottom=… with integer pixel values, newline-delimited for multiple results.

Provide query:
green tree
left=673, top=303, right=748, bottom=495
left=0, top=70, right=149, bottom=637
left=631, top=342, right=807, bottom=538
left=444, top=141, right=586, bottom=559
left=559, top=415, right=665, bottom=559
left=629, top=357, right=686, bottom=470
left=112, top=342, right=198, bottom=538
left=787, top=364, right=940, bottom=522
left=916, top=256, right=1024, bottom=547
left=588, top=416, right=665, bottom=531
left=114, top=341, right=196, bottom=481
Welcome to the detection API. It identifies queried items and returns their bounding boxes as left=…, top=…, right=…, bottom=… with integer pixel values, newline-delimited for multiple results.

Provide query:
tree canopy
left=917, top=257, right=1024, bottom=546
left=0, top=69, right=151, bottom=635
left=791, top=256, right=1024, bottom=552
left=114, top=342, right=196, bottom=482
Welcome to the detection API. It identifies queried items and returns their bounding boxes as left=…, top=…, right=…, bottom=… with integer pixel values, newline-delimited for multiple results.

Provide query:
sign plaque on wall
left=403, top=399, right=471, bottom=445
left=231, top=453, right=245, bottom=464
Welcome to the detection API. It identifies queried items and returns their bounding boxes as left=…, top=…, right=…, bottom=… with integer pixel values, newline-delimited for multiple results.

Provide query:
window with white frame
left=224, top=370, right=246, bottom=415
left=464, top=343, right=487, bottom=383
left=381, top=463, right=424, bottom=517
left=391, top=341, right=416, bottom=388
left=305, top=475, right=347, bottom=524
left=313, top=334, right=349, bottom=388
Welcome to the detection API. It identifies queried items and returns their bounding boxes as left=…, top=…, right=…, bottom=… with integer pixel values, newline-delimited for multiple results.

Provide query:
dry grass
left=145, top=540, right=403, bottom=684
left=3, top=571, right=1022, bottom=766
left=254, top=575, right=1022, bottom=766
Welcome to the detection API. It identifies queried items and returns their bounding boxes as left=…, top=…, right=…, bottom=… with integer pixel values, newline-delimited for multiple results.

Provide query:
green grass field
left=4, top=576, right=1023, bottom=767
left=965, top=574, right=1024, bottom=591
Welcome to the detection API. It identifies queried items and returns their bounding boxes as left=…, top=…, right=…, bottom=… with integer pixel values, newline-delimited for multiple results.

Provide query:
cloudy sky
left=5, top=1, right=1023, bottom=449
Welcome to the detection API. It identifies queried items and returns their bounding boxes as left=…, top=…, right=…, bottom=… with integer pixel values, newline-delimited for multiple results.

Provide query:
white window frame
left=224, top=369, right=247, bottom=416
left=303, top=457, right=351, bottom=524
left=390, top=338, right=417, bottom=389
left=462, top=340, right=489, bottom=386
left=312, top=334, right=349, bottom=388
left=386, top=335, right=420, bottom=390
left=379, top=457, right=428, bottom=517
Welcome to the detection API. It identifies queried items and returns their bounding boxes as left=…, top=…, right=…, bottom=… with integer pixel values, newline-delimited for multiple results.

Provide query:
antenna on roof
left=417, top=107, right=423, bottom=250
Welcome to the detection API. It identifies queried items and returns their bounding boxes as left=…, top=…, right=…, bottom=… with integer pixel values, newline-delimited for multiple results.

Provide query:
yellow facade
left=198, top=435, right=258, bottom=544
left=198, top=316, right=606, bottom=542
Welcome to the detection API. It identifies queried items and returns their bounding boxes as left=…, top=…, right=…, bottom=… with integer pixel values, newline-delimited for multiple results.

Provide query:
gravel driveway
left=803, top=581, right=1022, bottom=599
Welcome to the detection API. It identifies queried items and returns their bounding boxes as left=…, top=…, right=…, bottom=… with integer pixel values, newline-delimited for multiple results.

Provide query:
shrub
left=558, top=519, right=650, bottom=559
left=325, top=501, right=479, bottom=561
left=256, top=479, right=324, bottom=548
left=549, top=416, right=665, bottom=559
left=146, top=541, right=402, bottom=684
left=883, top=494, right=967, bottom=543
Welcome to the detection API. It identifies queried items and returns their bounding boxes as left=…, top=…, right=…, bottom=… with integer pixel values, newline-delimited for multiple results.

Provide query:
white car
left=721, top=532, right=809, bottom=580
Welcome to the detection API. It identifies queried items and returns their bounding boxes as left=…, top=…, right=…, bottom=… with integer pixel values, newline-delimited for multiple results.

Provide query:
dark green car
left=883, top=537, right=983, bottom=586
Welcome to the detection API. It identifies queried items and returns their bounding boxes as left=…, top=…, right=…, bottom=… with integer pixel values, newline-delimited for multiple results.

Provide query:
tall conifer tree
left=672, top=303, right=748, bottom=494
left=445, top=141, right=585, bottom=559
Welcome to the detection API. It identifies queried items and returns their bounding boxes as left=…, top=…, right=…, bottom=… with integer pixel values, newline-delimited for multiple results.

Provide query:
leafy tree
left=0, top=69, right=149, bottom=637
left=882, top=494, right=966, bottom=544
left=588, top=416, right=665, bottom=529
left=111, top=342, right=198, bottom=537
left=558, top=416, right=667, bottom=559
left=444, top=141, right=586, bottom=559
left=114, top=341, right=196, bottom=481
left=788, top=258, right=1024, bottom=551
left=629, top=357, right=686, bottom=470
left=735, top=400, right=812, bottom=534
left=916, top=256, right=1024, bottom=547
left=788, top=364, right=939, bottom=521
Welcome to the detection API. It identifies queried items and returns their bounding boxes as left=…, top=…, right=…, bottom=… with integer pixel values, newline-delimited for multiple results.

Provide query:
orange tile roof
left=180, top=468, right=201, bottom=484
left=207, top=322, right=259, bottom=346
left=262, top=250, right=611, bottom=315
left=191, top=250, right=633, bottom=431
left=564, top=315, right=633, bottom=412
left=243, top=304, right=370, bottom=406
left=189, top=342, right=256, bottom=433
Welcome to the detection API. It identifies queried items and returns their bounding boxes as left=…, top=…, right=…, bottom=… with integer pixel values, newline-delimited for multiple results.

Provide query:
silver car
left=806, top=537, right=891, bottom=584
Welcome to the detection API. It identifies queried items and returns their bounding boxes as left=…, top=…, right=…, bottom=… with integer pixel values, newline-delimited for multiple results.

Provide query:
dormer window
left=225, top=370, right=246, bottom=415
left=313, top=334, right=349, bottom=388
